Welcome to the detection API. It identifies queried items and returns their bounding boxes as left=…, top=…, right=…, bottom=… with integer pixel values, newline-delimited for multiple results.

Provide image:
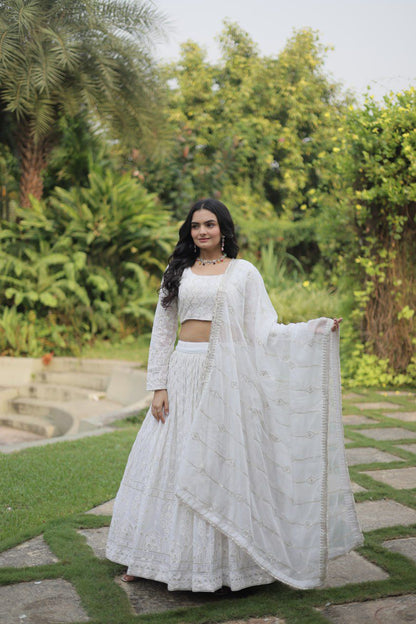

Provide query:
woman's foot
left=121, top=574, right=138, bottom=582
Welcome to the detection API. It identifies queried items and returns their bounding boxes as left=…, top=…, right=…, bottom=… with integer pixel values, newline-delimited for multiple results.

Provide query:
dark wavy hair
left=161, top=198, right=239, bottom=308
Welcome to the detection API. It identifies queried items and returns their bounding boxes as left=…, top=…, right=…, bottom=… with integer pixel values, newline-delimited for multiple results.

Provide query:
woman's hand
left=151, top=389, right=169, bottom=423
left=332, top=317, right=343, bottom=332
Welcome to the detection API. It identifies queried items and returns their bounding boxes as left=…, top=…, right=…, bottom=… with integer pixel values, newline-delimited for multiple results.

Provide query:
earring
left=221, top=236, right=225, bottom=252
left=193, top=243, right=197, bottom=253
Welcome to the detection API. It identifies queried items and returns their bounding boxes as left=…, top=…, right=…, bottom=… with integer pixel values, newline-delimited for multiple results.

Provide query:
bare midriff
left=179, top=319, right=211, bottom=342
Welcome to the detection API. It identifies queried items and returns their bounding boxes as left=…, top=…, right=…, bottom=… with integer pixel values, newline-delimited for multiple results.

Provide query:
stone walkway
left=0, top=389, right=415, bottom=623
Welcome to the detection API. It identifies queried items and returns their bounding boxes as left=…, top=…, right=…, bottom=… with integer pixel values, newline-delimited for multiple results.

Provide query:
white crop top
left=146, top=268, right=223, bottom=390
left=178, top=267, right=222, bottom=323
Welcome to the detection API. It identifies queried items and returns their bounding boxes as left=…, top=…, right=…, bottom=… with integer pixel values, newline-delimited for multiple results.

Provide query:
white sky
left=152, top=0, right=416, bottom=101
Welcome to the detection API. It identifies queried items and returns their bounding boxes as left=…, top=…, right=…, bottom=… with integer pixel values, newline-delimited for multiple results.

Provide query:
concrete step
left=17, top=383, right=105, bottom=402
left=43, top=357, right=142, bottom=375
left=11, top=397, right=58, bottom=418
left=0, top=357, right=42, bottom=386
left=0, top=413, right=58, bottom=438
left=62, top=398, right=129, bottom=428
left=34, top=370, right=109, bottom=391
left=10, top=396, right=121, bottom=419
left=7, top=399, right=74, bottom=435
left=7, top=395, right=124, bottom=437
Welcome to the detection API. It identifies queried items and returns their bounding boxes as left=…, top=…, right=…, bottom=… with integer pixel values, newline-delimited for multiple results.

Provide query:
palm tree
left=0, top=0, right=167, bottom=207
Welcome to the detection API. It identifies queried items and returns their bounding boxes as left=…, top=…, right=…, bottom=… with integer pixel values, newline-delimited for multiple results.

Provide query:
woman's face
left=190, top=209, right=222, bottom=254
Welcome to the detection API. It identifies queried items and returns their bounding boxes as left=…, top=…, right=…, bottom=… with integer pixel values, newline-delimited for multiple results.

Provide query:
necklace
left=197, top=253, right=227, bottom=266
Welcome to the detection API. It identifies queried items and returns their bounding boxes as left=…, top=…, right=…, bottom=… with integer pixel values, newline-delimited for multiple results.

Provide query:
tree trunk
left=17, top=123, right=49, bottom=207
left=364, top=228, right=416, bottom=372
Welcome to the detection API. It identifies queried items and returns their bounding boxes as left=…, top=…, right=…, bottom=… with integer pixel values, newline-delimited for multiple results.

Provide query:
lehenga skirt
left=106, top=340, right=275, bottom=592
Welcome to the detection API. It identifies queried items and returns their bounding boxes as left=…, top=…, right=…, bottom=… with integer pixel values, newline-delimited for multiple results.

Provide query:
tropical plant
left=48, top=160, right=175, bottom=275
left=42, top=113, right=103, bottom=195
left=248, top=242, right=339, bottom=324
left=0, top=307, right=70, bottom=356
left=0, top=0, right=167, bottom=206
left=0, top=164, right=176, bottom=354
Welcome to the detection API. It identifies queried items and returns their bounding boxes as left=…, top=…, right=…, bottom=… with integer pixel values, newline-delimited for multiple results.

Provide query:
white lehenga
left=106, top=341, right=275, bottom=591
left=106, top=259, right=363, bottom=591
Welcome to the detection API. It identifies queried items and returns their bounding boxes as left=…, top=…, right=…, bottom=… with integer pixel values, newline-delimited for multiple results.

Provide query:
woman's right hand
left=151, top=389, right=169, bottom=424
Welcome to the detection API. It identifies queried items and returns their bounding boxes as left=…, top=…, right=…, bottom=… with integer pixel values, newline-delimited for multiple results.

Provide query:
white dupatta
left=176, top=258, right=363, bottom=589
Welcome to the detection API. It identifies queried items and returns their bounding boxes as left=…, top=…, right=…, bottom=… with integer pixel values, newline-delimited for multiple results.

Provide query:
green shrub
left=0, top=163, right=176, bottom=355
left=0, top=308, right=76, bottom=356
left=250, top=242, right=340, bottom=323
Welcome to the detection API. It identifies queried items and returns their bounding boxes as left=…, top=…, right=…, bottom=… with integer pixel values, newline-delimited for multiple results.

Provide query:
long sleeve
left=146, top=286, right=178, bottom=391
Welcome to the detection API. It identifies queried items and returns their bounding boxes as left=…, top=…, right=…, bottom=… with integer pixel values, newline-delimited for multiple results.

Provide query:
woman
left=106, top=198, right=363, bottom=592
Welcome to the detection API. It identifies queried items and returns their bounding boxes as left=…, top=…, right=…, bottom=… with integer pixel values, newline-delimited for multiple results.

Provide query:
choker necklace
left=197, top=253, right=227, bottom=266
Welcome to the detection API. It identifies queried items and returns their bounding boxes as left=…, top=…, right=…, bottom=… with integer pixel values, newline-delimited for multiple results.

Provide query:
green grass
left=1, top=388, right=416, bottom=624
left=0, top=429, right=137, bottom=549
left=80, top=333, right=151, bottom=364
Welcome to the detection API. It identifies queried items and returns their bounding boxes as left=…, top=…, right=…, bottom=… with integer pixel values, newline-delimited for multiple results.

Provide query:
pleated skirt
left=105, top=341, right=275, bottom=592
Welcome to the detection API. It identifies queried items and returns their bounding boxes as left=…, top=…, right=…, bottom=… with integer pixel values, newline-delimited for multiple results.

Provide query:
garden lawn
left=80, top=334, right=151, bottom=364
left=0, top=388, right=415, bottom=624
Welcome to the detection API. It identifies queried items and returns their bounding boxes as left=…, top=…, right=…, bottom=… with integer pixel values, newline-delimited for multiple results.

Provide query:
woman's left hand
left=332, top=317, right=343, bottom=332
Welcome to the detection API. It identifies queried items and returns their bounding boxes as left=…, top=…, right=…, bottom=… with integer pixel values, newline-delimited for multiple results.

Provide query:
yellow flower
left=302, top=280, right=310, bottom=288
left=300, top=204, right=307, bottom=210
left=333, top=147, right=340, bottom=152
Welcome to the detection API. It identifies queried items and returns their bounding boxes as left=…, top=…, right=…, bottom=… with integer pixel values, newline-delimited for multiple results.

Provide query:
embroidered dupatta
left=176, top=258, right=363, bottom=589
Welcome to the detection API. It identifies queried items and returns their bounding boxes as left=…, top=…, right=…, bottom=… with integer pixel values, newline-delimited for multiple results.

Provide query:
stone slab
left=381, top=391, right=415, bottom=397
left=350, top=482, right=367, bottom=493
left=358, top=427, right=416, bottom=441
left=0, top=579, right=90, bottom=623
left=0, top=425, right=43, bottom=445
left=323, top=551, right=388, bottom=588
left=117, top=576, right=264, bottom=615
left=342, top=392, right=365, bottom=400
left=386, top=412, right=416, bottom=423
left=346, top=447, right=403, bottom=466
left=319, top=594, right=416, bottom=624
left=382, top=537, right=416, bottom=563
left=342, top=414, right=375, bottom=425
left=356, top=499, right=416, bottom=531
left=361, top=466, right=416, bottom=489
left=0, top=536, right=59, bottom=568
left=78, top=527, right=109, bottom=560
left=397, top=443, right=416, bottom=454
left=86, top=499, right=114, bottom=516
left=353, top=402, right=402, bottom=411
